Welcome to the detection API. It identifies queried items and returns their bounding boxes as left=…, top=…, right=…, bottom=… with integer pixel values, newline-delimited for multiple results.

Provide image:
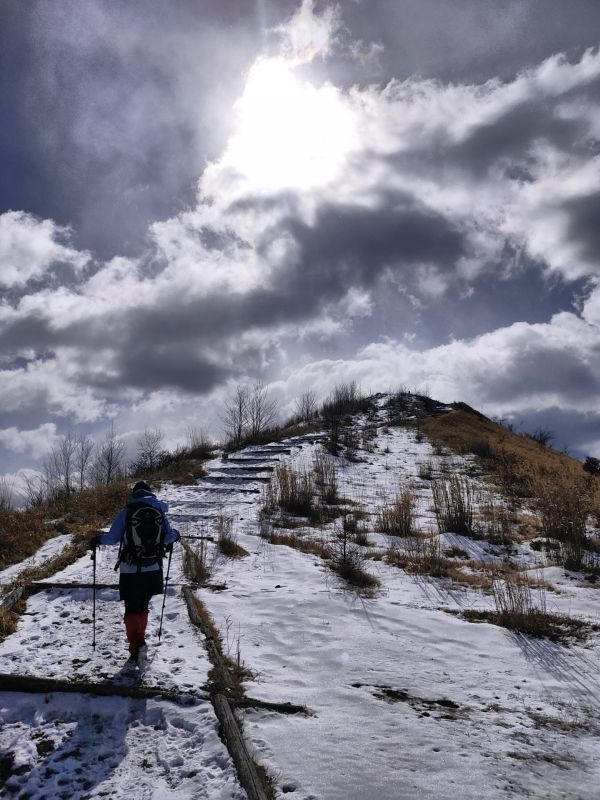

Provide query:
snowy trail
left=2, top=415, right=600, bottom=799
left=0, top=433, right=320, bottom=798
left=189, top=412, right=600, bottom=800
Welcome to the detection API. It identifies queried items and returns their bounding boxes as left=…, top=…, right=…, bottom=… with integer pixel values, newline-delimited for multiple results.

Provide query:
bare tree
left=0, top=476, right=15, bottom=511
left=21, top=471, right=47, bottom=509
left=91, top=423, right=126, bottom=485
left=222, top=385, right=250, bottom=445
left=132, top=428, right=166, bottom=474
left=57, top=431, right=77, bottom=494
left=248, top=382, right=278, bottom=438
left=42, top=448, right=62, bottom=502
left=74, top=433, right=95, bottom=491
left=295, top=390, right=317, bottom=423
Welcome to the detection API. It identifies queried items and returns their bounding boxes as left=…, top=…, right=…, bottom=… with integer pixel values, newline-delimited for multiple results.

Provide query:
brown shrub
left=377, top=489, right=417, bottom=537
left=432, top=475, right=476, bottom=536
left=217, top=515, right=248, bottom=559
left=182, top=537, right=211, bottom=584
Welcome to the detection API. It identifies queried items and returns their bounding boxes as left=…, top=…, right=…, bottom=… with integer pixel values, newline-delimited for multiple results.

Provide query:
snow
left=2, top=405, right=600, bottom=798
left=0, top=692, right=243, bottom=800
left=0, top=533, right=73, bottom=585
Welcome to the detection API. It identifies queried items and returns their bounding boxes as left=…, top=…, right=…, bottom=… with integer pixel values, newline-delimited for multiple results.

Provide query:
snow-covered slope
left=1, top=396, right=599, bottom=799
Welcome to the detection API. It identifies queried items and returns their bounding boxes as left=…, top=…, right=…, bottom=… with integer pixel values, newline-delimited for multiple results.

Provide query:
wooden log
left=232, top=697, right=312, bottom=716
left=0, top=672, right=206, bottom=702
left=182, top=585, right=235, bottom=691
left=182, top=585, right=273, bottom=800
left=0, top=585, right=25, bottom=610
left=213, top=692, right=271, bottom=800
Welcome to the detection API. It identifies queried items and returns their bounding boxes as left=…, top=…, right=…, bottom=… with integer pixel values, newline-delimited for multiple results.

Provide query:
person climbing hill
left=91, top=481, right=180, bottom=664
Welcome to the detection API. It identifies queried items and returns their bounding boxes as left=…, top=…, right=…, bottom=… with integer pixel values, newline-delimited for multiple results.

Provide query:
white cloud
left=0, top=423, right=59, bottom=459
left=275, top=0, right=341, bottom=66
left=278, top=307, right=600, bottom=418
left=0, top=211, right=89, bottom=288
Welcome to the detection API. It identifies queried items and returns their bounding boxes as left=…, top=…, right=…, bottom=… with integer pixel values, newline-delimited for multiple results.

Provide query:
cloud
left=2, top=9, right=600, bottom=465
left=0, top=423, right=59, bottom=459
left=0, top=211, right=89, bottom=288
left=275, top=0, right=341, bottom=65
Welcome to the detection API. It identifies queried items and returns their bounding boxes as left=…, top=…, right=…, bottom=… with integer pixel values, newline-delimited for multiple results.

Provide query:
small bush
left=457, top=569, right=593, bottom=641
left=403, top=535, right=449, bottom=578
left=378, top=490, right=417, bottom=537
left=432, top=475, right=476, bottom=536
left=353, top=529, right=372, bottom=547
left=263, top=463, right=314, bottom=517
left=532, top=471, right=595, bottom=570
left=480, top=495, right=515, bottom=545
left=417, top=460, right=434, bottom=480
left=583, top=456, right=600, bottom=476
left=259, top=528, right=329, bottom=559
left=217, top=515, right=248, bottom=559
left=313, top=453, right=338, bottom=504
left=329, top=529, right=380, bottom=594
left=321, top=382, right=371, bottom=419
left=182, top=537, right=211, bottom=584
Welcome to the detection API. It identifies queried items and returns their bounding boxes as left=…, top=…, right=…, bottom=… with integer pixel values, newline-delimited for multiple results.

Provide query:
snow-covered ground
left=1, top=401, right=600, bottom=799
left=0, top=533, right=72, bottom=586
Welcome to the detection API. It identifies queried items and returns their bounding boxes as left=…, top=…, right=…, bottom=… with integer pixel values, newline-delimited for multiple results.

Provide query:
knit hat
left=131, top=480, right=153, bottom=496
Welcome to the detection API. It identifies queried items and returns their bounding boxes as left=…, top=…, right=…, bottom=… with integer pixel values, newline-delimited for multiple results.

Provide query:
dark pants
left=119, top=569, right=164, bottom=612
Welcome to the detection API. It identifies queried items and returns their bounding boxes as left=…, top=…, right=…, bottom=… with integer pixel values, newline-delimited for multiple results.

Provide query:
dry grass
left=260, top=526, right=380, bottom=594
left=479, top=494, right=517, bottom=545
left=453, top=568, right=594, bottom=642
left=330, top=553, right=380, bottom=594
left=259, top=528, right=329, bottom=559
left=217, top=515, right=249, bottom=559
left=530, top=468, right=596, bottom=570
left=421, top=407, right=588, bottom=501
left=377, top=489, right=417, bottom=537
left=186, top=592, right=252, bottom=694
left=313, top=453, right=338, bottom=504
left=152, top=458, right=208, bottom=486
left=0, top=480, right=131, bottom=572
left=0, top=601, right=23, bottom=640
left=417, top=460, right=434, bottom=480
left=263, top=463, right=315, bottom=517
left=432, top=475, right=476, bottom=536
left=182, top=538, right=211, bottom=584
left=383, top=536, right=548, bottom=593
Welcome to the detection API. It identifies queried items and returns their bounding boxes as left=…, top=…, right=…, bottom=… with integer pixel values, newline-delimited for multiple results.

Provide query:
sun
left=222, top=58, right=357, bottom=192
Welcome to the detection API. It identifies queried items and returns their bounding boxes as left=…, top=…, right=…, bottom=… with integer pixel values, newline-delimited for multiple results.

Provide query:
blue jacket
left=100, top=489, right=180, bottom=573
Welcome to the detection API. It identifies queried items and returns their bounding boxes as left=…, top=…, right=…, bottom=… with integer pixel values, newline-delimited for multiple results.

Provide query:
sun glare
left=223, top=58, right=357, bottom=192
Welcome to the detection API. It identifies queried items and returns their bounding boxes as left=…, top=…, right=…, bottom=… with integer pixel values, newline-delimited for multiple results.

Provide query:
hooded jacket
left=99, top=488, right=180, bottom=573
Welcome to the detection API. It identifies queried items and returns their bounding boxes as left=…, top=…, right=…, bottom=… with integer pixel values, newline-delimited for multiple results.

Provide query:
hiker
left=90, top=481, right=180, bottom=663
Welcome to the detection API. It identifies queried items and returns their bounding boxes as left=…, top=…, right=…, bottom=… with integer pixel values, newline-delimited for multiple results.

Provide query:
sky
left=1, top=0, right=600, bottom=486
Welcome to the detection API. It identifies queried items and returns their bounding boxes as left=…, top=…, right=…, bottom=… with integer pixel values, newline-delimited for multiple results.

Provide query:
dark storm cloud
left=450, top=103, right=587, bottom=176
left=565, top=191, right=600, bottom=265
left=0, top=0, right=299, bottom=258
left=477, top=340, right=600, bottom=405
left=109, top=346, right=231, bottom=394
left=324, top=0, right=600, bottom=85
left=506, top=406, right=600, bottom=458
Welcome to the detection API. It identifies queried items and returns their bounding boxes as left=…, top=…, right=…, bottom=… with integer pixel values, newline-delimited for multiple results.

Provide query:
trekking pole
left=91, top=543, right=97, bottom=651
left=158, top=544, right=174, bottom=642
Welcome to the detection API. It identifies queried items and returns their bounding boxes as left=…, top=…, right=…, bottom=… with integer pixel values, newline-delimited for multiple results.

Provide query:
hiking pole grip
left=158, top=545, right=173, bottom=642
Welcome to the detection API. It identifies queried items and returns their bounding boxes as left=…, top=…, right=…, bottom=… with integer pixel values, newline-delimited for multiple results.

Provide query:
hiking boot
left=127, top=650, right=139, bottom=666
left=136, top=643, right=148, bottom=668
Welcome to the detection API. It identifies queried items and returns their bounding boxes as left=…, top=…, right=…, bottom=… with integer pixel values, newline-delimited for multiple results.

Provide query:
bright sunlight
left=222, top=58, right=357, bottom=192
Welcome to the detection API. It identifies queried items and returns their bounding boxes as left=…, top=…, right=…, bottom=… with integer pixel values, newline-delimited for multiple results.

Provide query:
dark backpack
left=120, top=501, right=166, bottom=570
